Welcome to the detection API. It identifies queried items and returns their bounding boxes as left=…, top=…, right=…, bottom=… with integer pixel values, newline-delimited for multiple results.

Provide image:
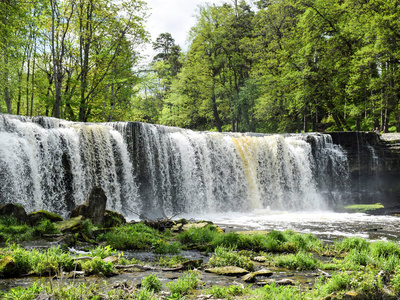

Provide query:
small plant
left=334, top=237, right=369, bottom=253
left=166, top=271, right=199, bottom=295
left=82, top=219, right=96, bottom=237
left=33, top=219, right=60, bottom=236
left=90, top=245, right=116, bottom=259
left=274, top=251, right=318, bottom=270
left=80, top=257, right=114, bottom=276
left=369, top=240, right=400, bottom=258
left=152, top=240, right=180, bottom=254
left=157, top=255, right=188, bottom=268
left=207, top=246, right=255, bottom=271
left=206, top=284, right=248, bottom=299
left=141, top=274, right=163, bottom=292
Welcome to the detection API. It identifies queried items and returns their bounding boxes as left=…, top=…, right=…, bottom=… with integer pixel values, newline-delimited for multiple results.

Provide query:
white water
left=0, top=115, right=350, bottom=218
left=181, top=211, right=400, bottom=241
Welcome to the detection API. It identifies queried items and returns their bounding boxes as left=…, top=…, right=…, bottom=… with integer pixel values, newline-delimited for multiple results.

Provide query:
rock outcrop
left=71, top=187, right=107, bottom=225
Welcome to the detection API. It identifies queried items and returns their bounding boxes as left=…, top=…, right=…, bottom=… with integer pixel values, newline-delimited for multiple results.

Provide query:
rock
left=103, top=256, right=119, bottom=264
left=253, top=256, right=267, bottom=262
left=70, top=187, right=107, bottom=225
left=343, top=291, right=363, bottom=299
left=242, top=269, right=273, bottom=282
left=0, top=203, right=28, bottom=223
left=0, top=256, right=17, bottom=276
left=171, top=220, right=223, bottom=233
left=205, top=266, right=249, bottom=276
left=56, top=216, right=84, bottom=233
left=257, top=279, right=295, bottom=286
left=103, top=210, right=126, bottom=228
left=55, top=234, right=76, bottom=247
left=28, top=210, right=63, bottom=226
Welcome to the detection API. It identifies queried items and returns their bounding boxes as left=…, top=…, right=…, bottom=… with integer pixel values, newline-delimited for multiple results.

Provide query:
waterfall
left=0, top=115, right=350, bottom=218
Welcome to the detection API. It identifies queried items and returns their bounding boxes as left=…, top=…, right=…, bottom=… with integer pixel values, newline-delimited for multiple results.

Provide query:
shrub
left=33, top=219, right=60, bottom=236
left=206, top=284, right=248, bottom=299
left=157, top=255, right=188, bottom=268
left=152, top=240, right=180, bottom=254
left=141, top=274, right=162, bottom=292
left=80, top=257, right=113, bottom=276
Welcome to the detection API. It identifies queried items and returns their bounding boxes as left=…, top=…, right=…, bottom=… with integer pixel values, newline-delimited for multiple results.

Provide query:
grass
left=166, top=271, right=200, bottom=295
left=207, top=246, right=255, bottom=271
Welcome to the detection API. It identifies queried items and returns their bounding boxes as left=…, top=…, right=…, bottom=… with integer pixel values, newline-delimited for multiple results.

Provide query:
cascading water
left=0, top=115, right=350, bottom=218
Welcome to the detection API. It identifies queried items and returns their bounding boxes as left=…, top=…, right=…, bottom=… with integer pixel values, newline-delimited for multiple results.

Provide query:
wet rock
left=28, top=210, right=63, bottom=226
left=253, top=256, right=267, bottom=262
left=55, top=234, right=76, bottom=247
left=70, top=187, right=107, bottom=225
left=205, top=266, right=249, bottom=276
left=56, top=216, right=84, bottom=233
left=342, top=292, right=363, bottom=299
left=0, top=255, right=17, bottom=276
left=103, top=256, right=119, bottom=264
left=0, top=203, right=28, bottom=223
left=103, top=210, right=126, bottom=228
left=256, top=278, right=295, bottom=286
left=242, top=269, right=273, bottom=282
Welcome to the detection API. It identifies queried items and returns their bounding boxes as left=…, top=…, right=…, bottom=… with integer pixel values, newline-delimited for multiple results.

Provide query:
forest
left=1, top=0, right=399, bottom=133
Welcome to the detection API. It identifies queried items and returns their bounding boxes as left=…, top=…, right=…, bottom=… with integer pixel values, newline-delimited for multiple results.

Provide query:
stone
left=70, top=187, right=107, bottom=225
left=56, top=216, right=84, bottom=233
left=0, top=256, right=17, bottom=276
left=103, top=210, right=126, bottom=228
left=242, top=269, right=273, bottom=282
left=0, top=203, right=28, bottom=223
left=28, top=210, right=63, bottom=226
left=205, top=266, right=249, bottom=276
left=257, top=279, right=295, bottom=286
left=103, top=256, right=119, bottom=264
left=55, top=234, right=76, bottom=247
left=253, top=256, right=267, bottom=262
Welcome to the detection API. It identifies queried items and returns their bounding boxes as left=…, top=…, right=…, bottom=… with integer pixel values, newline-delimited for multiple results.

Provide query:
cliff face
left=327, top=132, right=400, bottom=207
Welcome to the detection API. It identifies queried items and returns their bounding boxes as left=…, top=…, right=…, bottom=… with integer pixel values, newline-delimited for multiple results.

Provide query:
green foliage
left=177, top=225, right=220, bottom=246
left=334, top=237, right=370, bottom=253
left=82, top=219, right=96, bottom=237
left=206, top=284, right=249, bottom=299
left=207, top=246, right=255, bottom=271
left=274, top=251, right=318, bottom=271
left=89, top=245, right=116, bottom=259
left=369, top=240, right=400, bottom=258
left=141, top=274, right=163, bottom=293
left=80, top=257, right=114, bottom=276
left=157, top=255, right=188, bottom=268
left=33, top=219, right=60, bottom=236
left=152, top=239, right=180, bottom=254
left=99, top=223, right=164, bottom=250
left=166, top=271, right=199, bottom=295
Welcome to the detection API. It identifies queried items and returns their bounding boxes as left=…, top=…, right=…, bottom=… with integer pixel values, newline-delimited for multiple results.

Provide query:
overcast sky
left=143, top=0, right=224, bottom=62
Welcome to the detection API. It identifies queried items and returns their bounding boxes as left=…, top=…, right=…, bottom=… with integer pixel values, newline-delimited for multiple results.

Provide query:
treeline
left=2, top=0, right=400, bottom=133
left=0, top=0, right=147, bottom=122
left=138, top=0, right=400, bottom=133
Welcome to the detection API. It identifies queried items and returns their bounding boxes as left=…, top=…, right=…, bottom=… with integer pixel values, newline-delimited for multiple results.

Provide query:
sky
left=143, top=0, right=224, bottom=61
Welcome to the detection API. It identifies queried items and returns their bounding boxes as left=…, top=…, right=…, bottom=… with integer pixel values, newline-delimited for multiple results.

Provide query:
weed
left=157, top=255, right=188, bottom=268
left=334, top=237, right=369, bottom=253
left=152, top=239, right=180, bottom=254
left=207, top=246, right=255, bottom=271
left=141, top=274, right=163, bottom=292
left=166, top=271, right=199, bottom=295
left=274, top=251, right=318, bottom=270
left=369, top=240, right=400, bottom=258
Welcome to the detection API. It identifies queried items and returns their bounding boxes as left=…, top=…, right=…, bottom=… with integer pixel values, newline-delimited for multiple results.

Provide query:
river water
left=178, top=210, right=400, bottom=242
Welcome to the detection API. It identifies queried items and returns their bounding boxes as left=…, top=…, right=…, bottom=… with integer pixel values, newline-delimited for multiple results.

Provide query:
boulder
left=103, top=210, right=126, bottom=228
left=56, top=216, right=84, bottom=233
left=0, top=203, right=28, bottom=223
left=70, top=187, right=107, bottom=225
left=253, top=256, right=267, bottom=262
left=0, top=255, right=17, bottom=276
left=242, top=269, right=273, bottom=282
left=205, top=266, right=249, bottom=276
left=256, top=278, right=295, bottom=286
left=28, top=210, right=63, bottom=226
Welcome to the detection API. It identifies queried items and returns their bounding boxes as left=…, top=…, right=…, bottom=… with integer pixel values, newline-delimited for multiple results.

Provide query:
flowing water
left=0, top=114, right=399, bottom=241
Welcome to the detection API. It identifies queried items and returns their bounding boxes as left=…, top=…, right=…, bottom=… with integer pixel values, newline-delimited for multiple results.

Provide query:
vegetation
left=2, top=219, right=400, bottom=298
left=3, top=0, right=400, bottom=133
left=344, top=203, right=385, bottom=213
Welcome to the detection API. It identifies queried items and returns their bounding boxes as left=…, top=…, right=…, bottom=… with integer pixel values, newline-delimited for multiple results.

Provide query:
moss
left=344, top=203, right=384, bottom=213
left=55, top=216, right=84, bottom=233
left=28, top=210, right=63, bottom=226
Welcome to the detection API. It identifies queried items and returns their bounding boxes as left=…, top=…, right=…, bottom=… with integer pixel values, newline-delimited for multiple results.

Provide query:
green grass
left=166, top=271, right=200, bottom=295
left=274, top=251, right=318, bottom=270
left=141, top=274, right=163, bottom=292
left=207, top=246, right=255, bottom=271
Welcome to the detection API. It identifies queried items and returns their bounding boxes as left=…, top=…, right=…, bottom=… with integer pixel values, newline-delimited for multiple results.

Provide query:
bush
left=206, top=284, right=248, bottom=299
left=33, top=219, right=60, bottom=236
left=141, top=274, right=162, bottom=292
left=334, top=237, right=369, bottom=253
left=207, top=246, right=255, bottom=271
left=178, top=225, right=220, bottom=246
left=369, top=241, right=400, bottom=259
left=152, top=240, right=180, bottom=254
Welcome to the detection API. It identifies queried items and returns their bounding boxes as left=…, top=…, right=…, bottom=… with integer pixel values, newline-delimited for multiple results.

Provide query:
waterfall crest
left=0, top=115, right=349, bottom=217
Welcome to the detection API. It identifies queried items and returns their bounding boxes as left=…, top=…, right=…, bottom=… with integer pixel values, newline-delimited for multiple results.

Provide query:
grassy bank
left=1, top=220, right=400, bottom=299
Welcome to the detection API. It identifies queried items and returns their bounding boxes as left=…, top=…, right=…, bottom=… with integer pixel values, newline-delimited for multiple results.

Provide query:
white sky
left=143, top=0, right=225, bottom=62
